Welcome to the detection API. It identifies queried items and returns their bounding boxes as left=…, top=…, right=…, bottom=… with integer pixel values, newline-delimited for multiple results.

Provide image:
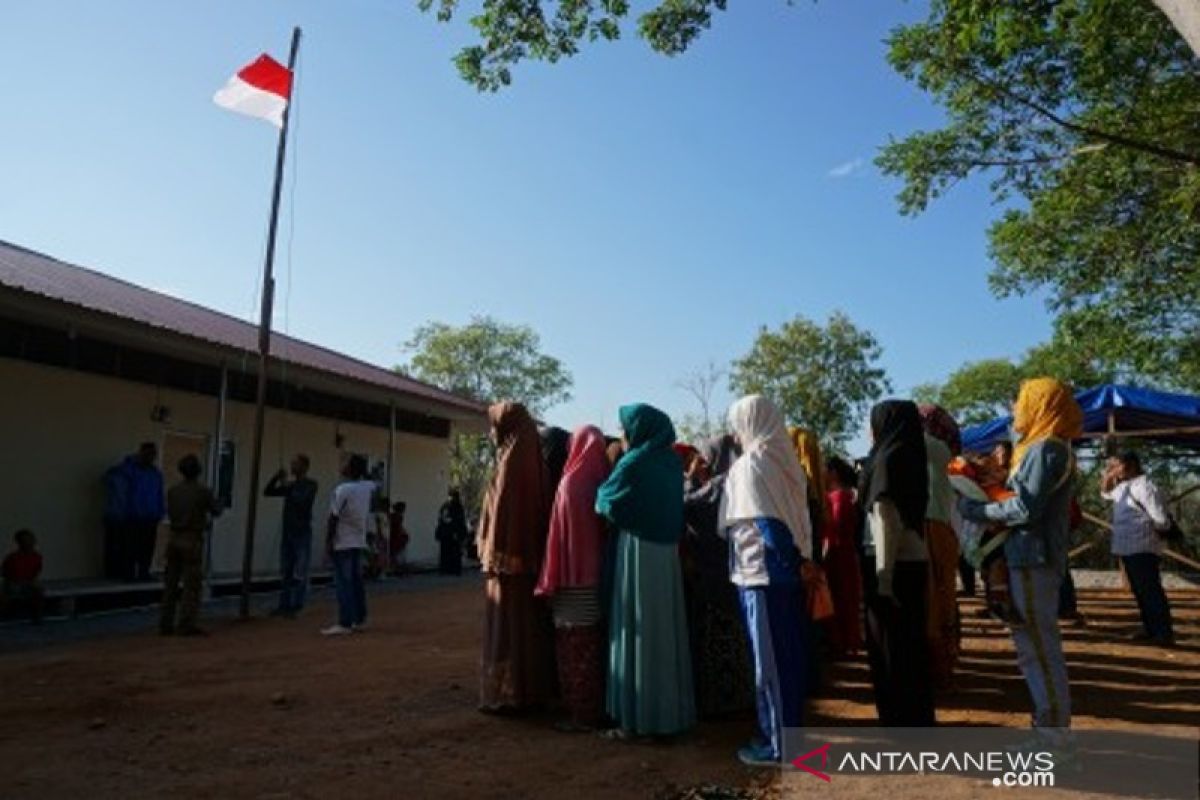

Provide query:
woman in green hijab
left=596, top=403, right=696, bottom=737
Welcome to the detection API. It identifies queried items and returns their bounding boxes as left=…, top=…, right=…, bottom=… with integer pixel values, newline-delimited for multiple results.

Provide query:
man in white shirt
left=322, top=454, right=374, bottom=636
left=1101, top=452, right=1174, bottom=646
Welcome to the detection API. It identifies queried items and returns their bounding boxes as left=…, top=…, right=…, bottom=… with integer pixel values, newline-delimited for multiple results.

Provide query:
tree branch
left=971, top=72, right=1200, bottom=166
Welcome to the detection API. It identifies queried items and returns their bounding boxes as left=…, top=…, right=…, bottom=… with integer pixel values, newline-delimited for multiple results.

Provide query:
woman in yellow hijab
left=788, top=427, right=828, bottom=535
left=958, top=377, right=1082, bottom=750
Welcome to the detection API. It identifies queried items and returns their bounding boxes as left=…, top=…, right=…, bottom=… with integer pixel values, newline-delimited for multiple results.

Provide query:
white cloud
left=827, top=157, right=865, bottom=179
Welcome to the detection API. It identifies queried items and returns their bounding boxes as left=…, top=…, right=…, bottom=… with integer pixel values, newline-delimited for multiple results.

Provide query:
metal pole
left=207, top=362, right=228, bottom=593
left=240, top=26, right=302, bottom=618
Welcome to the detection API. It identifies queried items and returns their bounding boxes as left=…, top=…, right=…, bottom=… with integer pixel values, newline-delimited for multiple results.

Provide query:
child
left=949, top=443, right=1023, bottom=626
left=2, top=529, right=45, bottom=624
left=388, top=501, right=410, bottom=576
left=162, top=455, right=222, bottom=636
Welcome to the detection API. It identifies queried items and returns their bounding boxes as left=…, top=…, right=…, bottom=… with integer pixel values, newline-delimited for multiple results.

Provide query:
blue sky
left=0, top=1, right=1051, bottom=446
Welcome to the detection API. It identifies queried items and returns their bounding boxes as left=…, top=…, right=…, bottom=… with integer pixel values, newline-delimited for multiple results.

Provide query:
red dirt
left=0, top=582, right=1195, bottom=799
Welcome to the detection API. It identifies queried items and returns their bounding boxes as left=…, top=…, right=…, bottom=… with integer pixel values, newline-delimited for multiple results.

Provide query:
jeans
left=1121, top=553, right=1173, bottom=640
left=331, top=548, right=367, bottom=628
left=278, top=530, right=312, bottom=613
left=1010, top=566, right=1071, bottom=739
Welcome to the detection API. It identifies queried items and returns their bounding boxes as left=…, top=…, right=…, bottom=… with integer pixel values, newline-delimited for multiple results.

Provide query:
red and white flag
left=213, top=54, right=292, bottom=128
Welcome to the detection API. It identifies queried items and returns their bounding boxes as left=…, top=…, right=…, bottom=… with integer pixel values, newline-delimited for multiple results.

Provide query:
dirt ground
left=0, top=578, right=1196, bottom=800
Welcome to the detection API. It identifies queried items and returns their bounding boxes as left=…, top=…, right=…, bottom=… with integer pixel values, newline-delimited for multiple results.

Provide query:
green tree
left=400, top=315, right=573, bottom=515
left=420, top=1, right=1200, bottom=391
left=878, top=0, right=1200, bottom=391
left=730, top=312, right=891, bottom=451
left=916, top=332, right=1117, bottom=425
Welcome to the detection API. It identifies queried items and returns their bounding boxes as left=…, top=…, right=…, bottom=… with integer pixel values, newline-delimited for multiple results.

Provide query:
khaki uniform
left=162, top=480, right=220, bottom=632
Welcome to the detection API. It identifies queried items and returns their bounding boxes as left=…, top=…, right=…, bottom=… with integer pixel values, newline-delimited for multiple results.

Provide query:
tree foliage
left=878, top=0, right=1200, bottom=391
left=914, top=331, right=1116, bottom=425
left=417, top=0, right=731, bottom=90
left=730, top=312, right=891, bottom=451
left=400, top=315, right=573, bottom=516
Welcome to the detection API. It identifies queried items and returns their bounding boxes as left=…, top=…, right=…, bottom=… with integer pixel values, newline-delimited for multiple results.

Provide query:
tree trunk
left=1151, top=0, right=1200, bottom=58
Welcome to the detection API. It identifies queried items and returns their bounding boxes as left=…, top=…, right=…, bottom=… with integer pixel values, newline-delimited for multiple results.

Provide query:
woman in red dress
left=823, top=457, right=864, bottom=657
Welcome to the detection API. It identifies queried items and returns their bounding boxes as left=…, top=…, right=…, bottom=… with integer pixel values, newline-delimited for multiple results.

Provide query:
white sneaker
left=352, top=623, right=369, bottom=633
left=321, top=624, right=352, bottom=636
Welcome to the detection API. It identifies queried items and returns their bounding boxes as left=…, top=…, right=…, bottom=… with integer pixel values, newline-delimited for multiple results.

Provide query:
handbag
left=801, top=560, right=835, bottom=622
left=1129, top=493, right=1185, bottom=543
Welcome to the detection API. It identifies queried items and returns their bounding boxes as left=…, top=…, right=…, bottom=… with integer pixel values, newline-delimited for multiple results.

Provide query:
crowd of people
left=470, top=377, right=1182, bottom=767
left=3, top=376, right=1184, bottom=769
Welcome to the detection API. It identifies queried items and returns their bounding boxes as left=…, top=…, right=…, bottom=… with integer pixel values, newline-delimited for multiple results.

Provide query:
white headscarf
left=719, top=394, right=813, bottom=558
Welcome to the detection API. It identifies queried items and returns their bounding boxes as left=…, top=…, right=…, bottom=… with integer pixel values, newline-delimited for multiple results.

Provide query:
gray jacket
left=960, top=439, right=1074, bottom=572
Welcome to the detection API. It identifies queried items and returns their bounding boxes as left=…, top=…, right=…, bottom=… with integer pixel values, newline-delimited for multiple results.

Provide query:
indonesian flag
left=213, top=54, right=292, bottom=128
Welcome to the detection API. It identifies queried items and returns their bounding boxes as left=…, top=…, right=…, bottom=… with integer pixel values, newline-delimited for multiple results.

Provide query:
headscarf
left=595, top=404, right=684, bottom=543
left=720, top=395, right=813, bottom=558
left=539, top=426, right=571, bottom=492
left=536, top=425, right=611, bottom=596
left=1010, top=378, right=1084, bottom=478
left=860, top=399, right=929, bottom=534
left=700, top=434, right=740, bottom=478
left=788, top=427, right=828, bottom=528
left=673, top=442, right=699, bottom=465
left=917, top=404, right=962, bottom=456
left=477, top=402, right=551, bottom=575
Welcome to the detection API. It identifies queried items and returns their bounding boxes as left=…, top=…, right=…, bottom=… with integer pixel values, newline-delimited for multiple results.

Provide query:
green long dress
left=596, top=404, right=696, bottom=736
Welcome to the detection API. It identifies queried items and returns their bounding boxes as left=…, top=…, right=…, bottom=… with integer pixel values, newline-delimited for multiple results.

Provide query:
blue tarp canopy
left=960, top=384, right=1200, bottom=454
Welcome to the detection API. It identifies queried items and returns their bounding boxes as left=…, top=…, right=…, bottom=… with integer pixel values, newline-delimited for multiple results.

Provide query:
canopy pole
left=240, top=26, right=302, bottom=619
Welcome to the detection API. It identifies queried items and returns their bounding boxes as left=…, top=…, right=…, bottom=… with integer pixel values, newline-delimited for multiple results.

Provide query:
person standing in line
left=108, top=443, right=165, bottom=582
left=596, top=403, right=695, bottom=738
left=1101, top=451, right=1175, bottom=646
left=958, top=378, right=1081, bottom=755
left=322, top=454, right=373, bottom=636
left=683, top=434, right=755, bottom=719
left=437, top=489, right=468, bottom=576
left=264, top=454, right=318, bottom=618
left=918, top=403, right=964, bottom=688
left=861, top=399, right=935, bottom=727
left=536, top=425, right=612, bottom=731
left=539, top=426, right=572, bottom=494
left=161, top=455, right=222, bottom=636
left=477, top=402, right=554, bottom=713
left=722, top=396, right=812, bottom=766
left=823, top=457, right=864, bottom=657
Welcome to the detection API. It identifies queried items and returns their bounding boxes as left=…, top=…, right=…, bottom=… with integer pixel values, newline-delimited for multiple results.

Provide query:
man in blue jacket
left=108, top=442, right=165, bottom=582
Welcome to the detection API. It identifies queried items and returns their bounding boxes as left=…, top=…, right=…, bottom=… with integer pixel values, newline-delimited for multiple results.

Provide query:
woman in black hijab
left=859, top=399, right=935, bottom=726
left=539, top=427, right=572, bottom=495
left=682, top=434, right=754, bottom=718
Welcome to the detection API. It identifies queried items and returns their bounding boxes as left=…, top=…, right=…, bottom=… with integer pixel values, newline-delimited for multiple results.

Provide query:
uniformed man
left=161, top=454, right=222, bottom=636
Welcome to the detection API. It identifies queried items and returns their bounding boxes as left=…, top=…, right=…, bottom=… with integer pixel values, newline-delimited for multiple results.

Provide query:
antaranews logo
left=790, top=743, right=1056, bottom=788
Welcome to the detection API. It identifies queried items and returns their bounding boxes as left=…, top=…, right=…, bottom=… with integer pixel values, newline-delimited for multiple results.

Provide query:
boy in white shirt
left=322, top=454, right=374, bottom=636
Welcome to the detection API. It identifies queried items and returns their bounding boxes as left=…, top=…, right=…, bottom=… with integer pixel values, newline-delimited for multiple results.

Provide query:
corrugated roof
left=0, top=239, right=486, bottom=416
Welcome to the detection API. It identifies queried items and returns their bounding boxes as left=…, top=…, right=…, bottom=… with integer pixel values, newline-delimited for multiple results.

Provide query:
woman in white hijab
left=719, top=394, right=812, bottom=767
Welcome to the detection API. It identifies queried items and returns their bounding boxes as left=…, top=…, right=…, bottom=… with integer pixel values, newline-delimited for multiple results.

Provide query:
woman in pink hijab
left=536, top=425, right=612, bottom=730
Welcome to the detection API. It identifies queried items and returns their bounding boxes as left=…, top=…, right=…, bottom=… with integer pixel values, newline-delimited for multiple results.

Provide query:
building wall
left=0, top=358, right=453, bottom=581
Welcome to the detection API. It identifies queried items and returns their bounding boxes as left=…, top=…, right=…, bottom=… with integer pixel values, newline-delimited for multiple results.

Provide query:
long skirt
left=480, top=573, right=554, bottom=710
left=865, top=560, right=936, bottom=726
left=687, top=583, right=755, bottom=718
left=553, top=587, right=605, bottom=727
left=823, top=544, right=863, bottom=656
left=740, top=581, right=806, bottom=760
left=924, top=520, right=961, bottom=686
left=607, top=532, right=696, bottom=736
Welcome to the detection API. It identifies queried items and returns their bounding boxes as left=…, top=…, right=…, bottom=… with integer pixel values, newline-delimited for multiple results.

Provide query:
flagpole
left=240, top=25, right=302, bottom=619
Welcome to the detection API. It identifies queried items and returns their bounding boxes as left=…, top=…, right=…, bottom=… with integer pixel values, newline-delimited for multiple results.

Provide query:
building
left=0, top=240, right=486, bottom=583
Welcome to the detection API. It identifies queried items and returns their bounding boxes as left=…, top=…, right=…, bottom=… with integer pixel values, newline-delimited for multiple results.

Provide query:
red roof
left=0, top=240, right=486, bottom=416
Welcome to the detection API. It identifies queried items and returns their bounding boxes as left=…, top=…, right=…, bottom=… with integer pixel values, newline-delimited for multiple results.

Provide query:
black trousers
left=126, top=520, right=159, bottom=582
left=1122, top=553, right=1173, bottom=639
left=864, top=560, right=937, bottom=726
